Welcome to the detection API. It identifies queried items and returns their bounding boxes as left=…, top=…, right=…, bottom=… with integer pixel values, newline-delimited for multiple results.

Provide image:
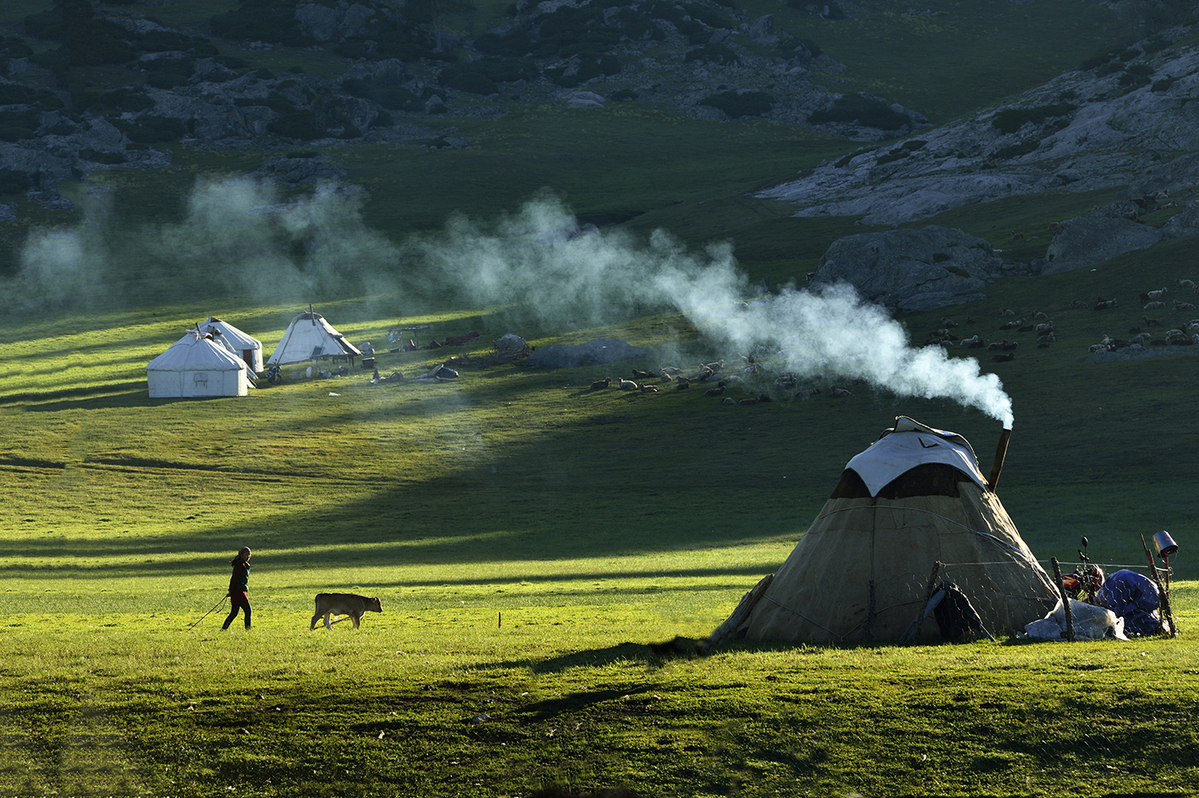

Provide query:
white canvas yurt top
left=267, top=310, right=362, bottom=367
left=199, top=316, right=263, bottom=373
left=709, top=417, right=1057, bottom=646
left=146, top=331, right=253, bottom=398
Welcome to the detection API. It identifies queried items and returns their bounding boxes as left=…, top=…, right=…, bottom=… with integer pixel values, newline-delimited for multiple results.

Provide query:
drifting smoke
left=11, top=180, right=1013, bottom=426
left=7, top=177, right=402, bottom=313
left=410, top=194, right=1014, bottom=427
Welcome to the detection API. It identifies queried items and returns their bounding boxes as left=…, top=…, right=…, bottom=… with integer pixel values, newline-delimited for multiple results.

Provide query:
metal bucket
left=1153, top=530, right=1178, bottom=560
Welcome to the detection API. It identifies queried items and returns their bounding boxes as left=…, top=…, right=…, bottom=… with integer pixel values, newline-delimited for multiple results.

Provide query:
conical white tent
left=200, top=316, right=263, bottom=373
left=267, top=310, right=362, bottom=367
left=710, top=417, right=1058, bottom=645
left=147, top=332, right=253, bottom=398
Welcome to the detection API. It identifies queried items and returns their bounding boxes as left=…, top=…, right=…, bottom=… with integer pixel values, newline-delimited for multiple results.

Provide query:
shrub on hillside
left=684, top=43, right=738, bottom=66
left=80, top=148, right=127, bottom=164
left=0, top=84, right=40, bottom=105
left=135, top=29, right=195, bottom=54
left=547, top=54, right=621, bottom=87
left=95, top=87, right=154, bottom=113
left=440, top=63, right=498, bottom=95
left=116, top=115, right=186, bottom=143
left=210, top=1, right=308, bottom=46
left=808, top=94, right=908, bottom=131
left=0, top=169, right=32, bottom=195
left=605, top=9, right=666, bottom=42
left=685, top=4, right=735, bottom=29
left=268, top=110, right=322, bottom=140
left=699, top=89, right=774, bottom=118
left=0, top=124, right=37, bottom=143
left=1119, top=63, right=1154, bottom=88
left=475, top=29, right=537, bottom=57
left=990, top=103, right=1076, bottom=135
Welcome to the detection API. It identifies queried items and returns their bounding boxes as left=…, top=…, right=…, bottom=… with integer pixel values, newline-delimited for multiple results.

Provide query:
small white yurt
left=267, top=309, right=362, bottom=367
left=200, top=316, right=263, bottom=373
left=146, top=331, right=253, bottom=398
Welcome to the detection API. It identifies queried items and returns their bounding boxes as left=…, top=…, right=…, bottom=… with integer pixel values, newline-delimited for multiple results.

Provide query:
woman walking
left=222, top=546, right=252, bottom=631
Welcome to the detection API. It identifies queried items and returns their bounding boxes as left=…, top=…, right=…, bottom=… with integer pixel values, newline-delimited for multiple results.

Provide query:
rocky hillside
left=0, top=0, right=955, bottom=215
left=763, top=23, right=1199, bottom=227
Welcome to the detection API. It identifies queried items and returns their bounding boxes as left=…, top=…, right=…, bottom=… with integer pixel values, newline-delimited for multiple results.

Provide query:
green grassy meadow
left=7, top=0, right=1199, bottom=794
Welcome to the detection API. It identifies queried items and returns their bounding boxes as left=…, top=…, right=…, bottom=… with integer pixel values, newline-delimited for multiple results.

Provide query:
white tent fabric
left=847, top=417, right=987, bottom=496
left=267, top=311, right=363, bottom=367
left=200, top=316, right=263, bottom=373
left=147, top=332, right=252, bottom=398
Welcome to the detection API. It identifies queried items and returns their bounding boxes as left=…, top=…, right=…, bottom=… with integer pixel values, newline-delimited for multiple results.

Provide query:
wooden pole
left=1142, top=534, right=1178, bottom=637
left=1050, top=557, right=1075, bottom=642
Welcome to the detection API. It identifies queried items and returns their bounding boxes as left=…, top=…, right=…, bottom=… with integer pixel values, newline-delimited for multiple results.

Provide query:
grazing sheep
left=660, top=366, right=684, bottom=376
left=1002, top=340, right=1019, bottom=351
left=590, top=377, right=611, bottom=390
left=1031, top=310, right=1049, bottom=320
left=1176, top=278, right=1196, bottom=290
left=1071, top=299, right=1089, bottom=309
left=1143, top=316, right=1162, bottom=327
left=988, top=339, right=1007, bottom=351
left=958, top=334, right=980, bottom=347
left=992, top=352, right=1015, bottom=362
left=1000, top=308, right=1016, bottom=316
left=1141, top=288, right=1167, bottom=301
left=1037, top=333, right=1056, bottom=344
left=1094, top=298, right=1118, bottom=310
left=1035, top=322, right=1054, bottom=335
left=999, top=319, right=1024, bottom=330
left=940, top=316, right=958, bottom=328
left=721, top=396, right=737, bottom=405
left=618, top=378, right=639, bottom=390
left=1144, top=300, right=1166, bottom=310
left=640, top=384, right=659, bottom=393
left=675, top=377, right=690, bottom=390
left=1173, top=300, right=1197, bottom=311
left=967, top=337, right=986, bottom=349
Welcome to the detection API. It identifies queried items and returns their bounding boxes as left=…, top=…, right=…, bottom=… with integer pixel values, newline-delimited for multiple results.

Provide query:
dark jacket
left=229, top=559, right=250, bottom=594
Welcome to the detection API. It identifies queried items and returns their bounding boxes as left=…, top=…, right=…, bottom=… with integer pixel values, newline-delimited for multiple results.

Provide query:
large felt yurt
left=146, top=331, right=253, bottom=398
left=199, top=316, right=263, bottom=373
left=711, top=417, right=1058, bottom=645
left=267, top=309, right=362, bottom=367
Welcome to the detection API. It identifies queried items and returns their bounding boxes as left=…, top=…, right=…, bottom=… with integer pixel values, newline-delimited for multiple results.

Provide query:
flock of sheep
left=588, top=358, right=858, bottom=406
left=920, top=278, right=1199, bottom=360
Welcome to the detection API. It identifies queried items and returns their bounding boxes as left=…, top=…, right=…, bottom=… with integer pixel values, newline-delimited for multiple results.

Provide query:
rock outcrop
left=811, top=226, right=1028, bottom=312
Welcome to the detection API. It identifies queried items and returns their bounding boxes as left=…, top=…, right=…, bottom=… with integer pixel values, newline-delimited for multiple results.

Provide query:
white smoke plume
left=10, top=180, right=1013, bottom=426
left=411, top=193, right=1015, bottom=427
left=7, top=177, right=402, bottom=312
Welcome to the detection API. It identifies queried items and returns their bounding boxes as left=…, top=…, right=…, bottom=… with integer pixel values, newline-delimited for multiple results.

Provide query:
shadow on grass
left=474, top=636, right=708, bottom=675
